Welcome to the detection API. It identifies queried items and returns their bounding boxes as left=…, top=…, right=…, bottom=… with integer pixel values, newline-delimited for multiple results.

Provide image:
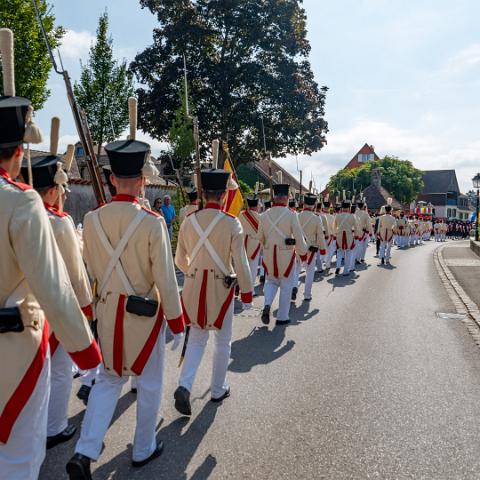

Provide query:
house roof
left=345, top=143, right=380, bottom=170
left=254, top=158, right=307, bottom=192
left=362, top=184, right=403, bottom=211
left=421, top=170, right=459, bottom=194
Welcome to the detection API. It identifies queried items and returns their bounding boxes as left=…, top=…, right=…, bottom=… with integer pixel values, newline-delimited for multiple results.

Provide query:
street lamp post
left=472, top=173, right=480, bottom=241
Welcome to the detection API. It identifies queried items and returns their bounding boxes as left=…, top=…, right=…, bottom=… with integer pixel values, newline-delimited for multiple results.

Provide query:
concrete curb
left=470, top=238, right=480, bottom=257
left=434, top=244, right=480, bottom=345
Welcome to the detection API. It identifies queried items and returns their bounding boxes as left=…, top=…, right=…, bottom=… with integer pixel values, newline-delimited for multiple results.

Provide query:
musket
left=32, top=0, right=106, bottom=205
left=260, top=115, right=273, bottom=200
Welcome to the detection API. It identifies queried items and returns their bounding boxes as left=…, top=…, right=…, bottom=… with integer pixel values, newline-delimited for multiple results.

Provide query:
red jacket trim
left=167, top=313, right=185, bottom=335
left=213, top=287, right=235, bottom=329
left=113, top=295, right=126, bottom=376
left=112, top=194, right=138, bottom=203
left=284, top=251, right=296, bottom=278
left=131, top=306, right=164, bottom=375
left=49, top=332, right=60, bottom=356
left=0, top=322, right=49, bottom=444
left=243, top=210, right=259, bottom=231
left=262, top=260, right=269, bottom=276
left=81, top=304, right=93, bottom=320
left=250, top=243, right=261, bottom=260
left=0, top=167, right=32, bottom=191
left=273, top=245, right=279, bottom=278
left=44, top=202, right=68, bottom=218
left=307, top=251, right=315, bottom=265
left=181, top=295, right=191, bottom=326
left=241, top=292, right=253, bottom=304
left=197, top=270, right=208, bottom=329
left=68, top=339, right=102, bottom=371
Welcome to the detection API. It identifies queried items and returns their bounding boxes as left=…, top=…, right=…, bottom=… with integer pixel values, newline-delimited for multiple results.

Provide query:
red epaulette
left=45, top=205, right=68, bottom=218
left=141, top=205, right=161, bottom=218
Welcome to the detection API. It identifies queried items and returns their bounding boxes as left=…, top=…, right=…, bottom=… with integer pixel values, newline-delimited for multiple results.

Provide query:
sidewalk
left=441, top=240, right=480, bottom=309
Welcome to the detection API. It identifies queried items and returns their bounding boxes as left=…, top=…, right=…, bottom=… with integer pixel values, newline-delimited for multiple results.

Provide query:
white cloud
left=59, top=30, right=95, bottom=60
left=444, top=43, right=480, bottom=74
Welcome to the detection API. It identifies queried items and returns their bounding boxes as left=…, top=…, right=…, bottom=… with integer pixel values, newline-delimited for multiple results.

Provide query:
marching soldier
left=333, top=199, right=360, bottom=276
left=321, top=197, right=336, bottom=272
left=0, top=28, right=101, bottom=479
left=395, top=212, right=408, bottom=249
left=19, top=120, right=94, bottom=450
left=378, top=200, right=397, bottom=265
left=179, top=189, right=199, bottom=224
left=239, top=196, right=262, bottom=289
left=298, top=194, right=327, bottom=301
left=258, top=184, right=308, bottom=325
left=355, top=198, right=372, bottom=263
left=174, top=169, right=253, bottom=416
left=67, top=99, right=185, bottom=478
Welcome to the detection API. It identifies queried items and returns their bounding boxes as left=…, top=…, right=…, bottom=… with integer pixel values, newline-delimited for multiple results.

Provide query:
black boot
left=261, top=305, right=271, bottom=325
left=381, top=258, right=385, bottom=265
left=76, top=385, right=91, bottom=405
left=47, top=424, right=77, bottom=450
left=335, top=267, right=340, bottom=275
left=66, top=453, right=92, bottom=480
left=291, top=287, right=298, bottom=302
left=174, top=386, right=192, bottom=416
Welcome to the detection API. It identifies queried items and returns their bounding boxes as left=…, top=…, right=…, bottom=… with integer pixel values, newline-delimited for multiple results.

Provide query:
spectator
left=153, top=197, right=164, bottom=216
left=161, top=194, right=176, bottom=238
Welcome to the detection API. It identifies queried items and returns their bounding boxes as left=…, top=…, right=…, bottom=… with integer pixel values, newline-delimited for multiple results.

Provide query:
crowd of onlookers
left=152, top=194, right=176, bottom=238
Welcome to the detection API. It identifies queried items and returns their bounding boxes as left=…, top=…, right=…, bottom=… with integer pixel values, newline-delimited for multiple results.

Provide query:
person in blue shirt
left=161, top=194, right=176, bottom=238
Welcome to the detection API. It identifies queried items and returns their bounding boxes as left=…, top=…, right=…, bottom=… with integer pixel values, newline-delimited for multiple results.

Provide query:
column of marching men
left=0, top=28, right=437, bottom=480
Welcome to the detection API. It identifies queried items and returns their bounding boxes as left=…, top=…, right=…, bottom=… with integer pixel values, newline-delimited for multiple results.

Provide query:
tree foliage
left=168, top=83, right=195, bottom=174
left=0, top=0, right=64, bottom=109
left=131, top=0, right=328, bottom=165
left=328, top=156, right=424, bottom=205
left=74, top=12, right=134, bottom=155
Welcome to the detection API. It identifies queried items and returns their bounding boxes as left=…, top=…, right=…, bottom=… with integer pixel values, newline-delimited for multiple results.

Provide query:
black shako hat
left=357, top=201, right=365, bottom=208
left=0, top=96, right=30, bottom=148
left=201, top=168, right=230, bottom=192
left=187, top=189, right=198, bottom=202
left=273, top=184, right=290, bottom=197
left=105, top=139, right=150, bottom=178
left=385, top=205, right=392, bottom=212
left=264, top=200, right=272, bottom=209
left=247, top=196, right=259, bottom=207
left=341, top=200, right=351, bottom=208
left=323, top=201, right=331, bottom=208
left=288, top=199, right=296, bottom=208
left=304, top=194, right=317, bottom=207
left=21, top=155, right=59, bottom=189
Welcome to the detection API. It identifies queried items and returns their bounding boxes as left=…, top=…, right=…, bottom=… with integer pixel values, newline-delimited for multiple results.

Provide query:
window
left=75, top=146, right=85, bottom=157
left=358, top=153, right=375, bottom=163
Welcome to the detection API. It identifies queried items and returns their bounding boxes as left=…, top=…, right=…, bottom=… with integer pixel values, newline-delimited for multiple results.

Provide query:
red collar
left=44, top=202, right=68, bottom=218
left=0, top=167, right=11, bottom=180
left=273, top=203, right=288, bottom=207
left=112, top=194, right=138, bottom=204
left=204, top=202, right=222, bottom=210
left=303, top=208, right=314, bottom=211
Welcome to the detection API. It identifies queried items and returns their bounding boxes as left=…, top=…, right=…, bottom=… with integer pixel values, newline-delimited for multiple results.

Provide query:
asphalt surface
left=40, top=240, right=480, bottom=480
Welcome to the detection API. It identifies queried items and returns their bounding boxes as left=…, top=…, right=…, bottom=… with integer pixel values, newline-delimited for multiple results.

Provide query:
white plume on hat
left=387, top=197, right=393, bottom=206
left=142, top=153, right=159, bottom=183
left=227, top=172, right=238, bottom=191
left=64, top=144, right=75, bottom=174
left=212, top=139, right=219, bottom=169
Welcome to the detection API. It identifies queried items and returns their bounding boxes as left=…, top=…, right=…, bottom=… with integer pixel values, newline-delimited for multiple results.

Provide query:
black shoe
left=211, top=386, right=231, bottom=403
left=174, top=386, right=192, bottom=416
left=76, top=385, right=91, bottom=405
left=381, top=258, right=385, bottom=265
left=260, top=275, right=265, bottom=284
left=304, top=297, right=312, bottom=302
left=131, top=388, right=137, bottom=394
left=261, top=305, right=271, bottom=325
left=47, top=424, right=77, bottom=450
left=335, top=268, right=340, bottom=275
left=132, top=441, right=164, bottom=468
left=276, top=319, right=291, bottom=326
left=291, top=287, right=298, bottom=302
left=66, top=453, right=92, bottom=480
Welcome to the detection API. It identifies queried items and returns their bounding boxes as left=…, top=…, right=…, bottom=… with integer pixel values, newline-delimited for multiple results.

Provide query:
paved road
left=41, top=240, right=480, bottom=480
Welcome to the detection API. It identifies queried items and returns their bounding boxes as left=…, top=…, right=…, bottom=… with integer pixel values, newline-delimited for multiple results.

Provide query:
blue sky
left=36, top=0, right=480, bottom=193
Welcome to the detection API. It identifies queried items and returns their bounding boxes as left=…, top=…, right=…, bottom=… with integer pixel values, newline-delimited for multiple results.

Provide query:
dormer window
left=358, top=153, right=374, bottom=163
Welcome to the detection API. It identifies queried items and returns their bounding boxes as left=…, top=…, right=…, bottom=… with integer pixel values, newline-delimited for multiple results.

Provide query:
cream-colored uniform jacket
left=179, top=204, right=198, bottom=225
left=239, top=209, right=262, bottom=260
left=322, top=212, right=335, bottom=246
left=298, top=210, right=327, bottom=264
left=378, top=214, right=397, bottom=242
left=395, top=217, right=407, bottom=236
left=0, top=172, right=101, bottom=444
left=176, top=206, right=253, bottom=330
left=355, top=209, right=372, bottom=240
left=83, top=196, right=184, bottom=377
left=333, top=212, right=361, bottom=250
left=258, top=206, right=308, bottom=278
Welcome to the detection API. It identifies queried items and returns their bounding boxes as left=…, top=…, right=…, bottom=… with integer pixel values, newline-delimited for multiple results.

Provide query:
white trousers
left=79, top=366, right=99, bottom=387
left=0, top=354, right=50, bottom=480
left=359, top=237, right=368, bottom=260
left=47, top=344, right=73, bottom=436
left=179, top=302, right=233, bottom=399
left=248, top=254, right=260, bottom=287
left=75, top=324, right=166, bottom=462
left=303, top=258, right=316, bottom=299
left=325, top=241, right=336, bottom=268
left=380, top=240, right=393, bottom=261
left=336, top=249, right=352, bottom=274
left=264, top=269, right=295, bottom=321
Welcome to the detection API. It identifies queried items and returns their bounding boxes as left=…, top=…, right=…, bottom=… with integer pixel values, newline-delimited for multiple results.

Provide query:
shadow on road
left=229, top=326, right=295, bottom=373
left=289, top=302, right=320, bottom=324
left=93, top=402, right=221, bottom=480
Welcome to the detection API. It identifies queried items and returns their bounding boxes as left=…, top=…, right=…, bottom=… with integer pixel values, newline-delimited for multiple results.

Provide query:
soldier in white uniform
left=0, top=28, right=101, bottom=480
left=174, top=169, right=253, bottom=416
left=333, top=200, right=360, bottom=276
left=179, top=189, right=199, bottom=224
left=355, top=199, right=372, bottom=263
left=239, top=196, right=262, bottom=289
left=67, top=100, right=185, bottom=478
left=19, top=126, right=95, bottom=451
left=395, top=212, right=408, bottom=249
left=298, top=194, right=327, bottom=301
left=378, top=202, right=397, bottom=265
left=321, top=198, right=336, bottom=272
left=258, top=184, right=308, bottom=325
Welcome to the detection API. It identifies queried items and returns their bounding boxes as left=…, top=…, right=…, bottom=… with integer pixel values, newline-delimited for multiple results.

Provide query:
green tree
left=74, top=11, right=134, bottom=156
left=0, top=0, right=64, bottom=109
left=131, top=0, right=328, bottom=165
left=328, top=156, right=424, bottom=205
left=168, top=83, right=195, bottom=175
